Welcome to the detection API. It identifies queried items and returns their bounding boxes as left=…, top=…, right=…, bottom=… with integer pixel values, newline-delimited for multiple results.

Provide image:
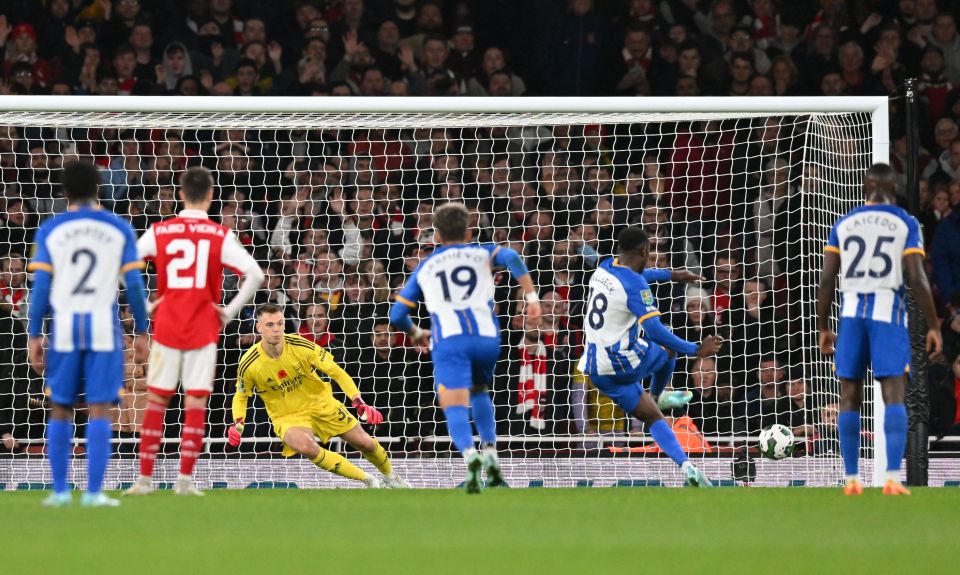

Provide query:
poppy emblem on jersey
left=641, top=289, right=654, bottom=305
left=277, top=370, right=288, bottom=379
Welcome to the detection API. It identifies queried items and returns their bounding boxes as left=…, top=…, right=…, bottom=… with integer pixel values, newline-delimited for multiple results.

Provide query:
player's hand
left=818, top=330, right=837, bottom=356
left=132, top=333, right=150, bottom=364
left=227, top=419, right=245, bottom=447
left=695, top=335, right=724, bottom=357
left=351, top=397, right=384, bottom=425
left=671, top=270, right=705, bottom=284
left=524, top=301, right=542, bottom=328
left=216, top=305, right=232, bottom=327
left=926, top=328, right=944, bottom=362
left=28, top=336, right=45, bottom=374
left=409, top=326, right=431, bottom=351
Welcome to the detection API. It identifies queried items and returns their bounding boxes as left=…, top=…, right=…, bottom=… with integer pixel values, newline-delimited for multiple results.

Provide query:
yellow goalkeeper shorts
left=272, top=400, right=358, bottom=457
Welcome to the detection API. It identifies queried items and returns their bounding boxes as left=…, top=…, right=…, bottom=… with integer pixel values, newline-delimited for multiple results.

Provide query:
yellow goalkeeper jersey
left=232, top=334, right=360, bottom=422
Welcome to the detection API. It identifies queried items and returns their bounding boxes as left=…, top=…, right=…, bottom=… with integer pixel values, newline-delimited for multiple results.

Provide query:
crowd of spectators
left=1, top=0, right=960, bottom=457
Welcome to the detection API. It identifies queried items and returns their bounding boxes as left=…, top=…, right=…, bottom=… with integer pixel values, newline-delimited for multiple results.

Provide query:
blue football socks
left=650, top=418, right=687, bottom=467
left=884, top=403, right=908, bottom=474
left=442, top=406, right=475, bottom=454
left=470, top=392, right=497, bottom=445
left=838, top=410, right=861, bottom=477
left=47, top=419, right=72, bottom=494
left=650, top=355, right=677, bottom=398
left=85, top=418, right=112, bottom=494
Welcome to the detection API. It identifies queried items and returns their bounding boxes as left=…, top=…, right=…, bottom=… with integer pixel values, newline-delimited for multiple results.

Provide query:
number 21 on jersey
left=166, top=238, right=210, bottom=289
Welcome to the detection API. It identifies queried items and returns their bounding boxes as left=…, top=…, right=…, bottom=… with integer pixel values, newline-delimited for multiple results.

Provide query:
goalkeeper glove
left=351, top=397, right=384, bottom=425
left=227, top=419, right=245, bottom=447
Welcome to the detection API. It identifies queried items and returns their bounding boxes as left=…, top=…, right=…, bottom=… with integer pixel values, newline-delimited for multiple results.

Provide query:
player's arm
left=389, top=266, right=430, bottom=347
left=629, top=278, right=721, bottom=357
left=816, top=227, right=842, bottom=355
left=489, top=244, right=541, bottom=324
left=227, top=361, right=256, bottom=446
left=219, top=230, right=265, bottom=323
left=313, top=346, right=384, bottom=424
left=642, top=268, right=704, bottom=284
left=26, top=228, right=53, bottom=373
left=904, top=252, right=944, bottom=361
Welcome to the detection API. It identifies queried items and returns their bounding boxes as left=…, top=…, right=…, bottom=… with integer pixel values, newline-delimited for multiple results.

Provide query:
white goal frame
left=0, top=95, right=891, bottom=487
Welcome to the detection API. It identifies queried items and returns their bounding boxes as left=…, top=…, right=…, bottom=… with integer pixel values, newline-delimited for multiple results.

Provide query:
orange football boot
left=843, top=479, right=864, bottom=496
left=882, top=480, right=911, bottom=496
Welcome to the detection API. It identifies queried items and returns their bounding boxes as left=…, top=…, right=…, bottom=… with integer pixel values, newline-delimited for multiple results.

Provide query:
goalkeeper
left=227, top=303, right=410, bottom=488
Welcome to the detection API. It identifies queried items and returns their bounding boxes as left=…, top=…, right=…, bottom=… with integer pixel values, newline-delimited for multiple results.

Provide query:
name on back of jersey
left=423, top=248, right=487, bottom=268
left=50, top=223, right=118, bottom=248
left=155, top=222, right=226, bottom=237
left=840, top=213, right=901, bottom=233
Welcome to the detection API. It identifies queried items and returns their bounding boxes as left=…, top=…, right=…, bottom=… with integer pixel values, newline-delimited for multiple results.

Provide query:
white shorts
left=147, top=341, right=217, bottom=397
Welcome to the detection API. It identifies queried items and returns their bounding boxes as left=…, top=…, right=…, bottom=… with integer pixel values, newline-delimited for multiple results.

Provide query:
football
left=758, top=424, right=795, bottom=460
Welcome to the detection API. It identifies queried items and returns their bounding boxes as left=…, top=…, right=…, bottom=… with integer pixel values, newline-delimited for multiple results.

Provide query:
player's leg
left=647, top=344, right=692, bottom=411
left=834, top=317, right=869, bottom=495
left=872, top=320, right=913, bottom=495
left=339, top=424, right=411, bottom=488
left=81, top=350, right=125, bottom=507
left=127, top=342, right=181, bottom=495
left=469, top=338, right=503, bottom=486
left=282, top=426, right=378, bottom=487
left=433, top=342, right=483, bottom=493
left=174, top=344, right=217, bottom=496
left=630, top=389, right=711, bottom=487
left=42, top=349, right=80, bottom=507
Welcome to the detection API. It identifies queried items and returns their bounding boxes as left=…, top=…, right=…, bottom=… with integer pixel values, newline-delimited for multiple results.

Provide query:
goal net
left=0, top=96, right=911, bottom=489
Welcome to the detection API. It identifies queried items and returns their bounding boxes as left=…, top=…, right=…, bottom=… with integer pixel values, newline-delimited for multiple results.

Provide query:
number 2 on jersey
left=166, top=238, right=210, bottom=289
left=842, top=235, right=894, bottom=279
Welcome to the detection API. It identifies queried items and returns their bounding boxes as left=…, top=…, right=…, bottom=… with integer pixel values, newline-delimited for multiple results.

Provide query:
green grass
left=2, top=488, right=958, bottom=574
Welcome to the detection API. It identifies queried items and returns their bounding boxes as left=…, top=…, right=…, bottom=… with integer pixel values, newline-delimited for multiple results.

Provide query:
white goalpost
left=0, top=95, right=911, bottom=489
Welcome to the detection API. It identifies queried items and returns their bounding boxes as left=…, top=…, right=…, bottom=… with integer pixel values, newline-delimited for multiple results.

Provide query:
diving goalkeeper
left=227, top=303, right=410, bottom=488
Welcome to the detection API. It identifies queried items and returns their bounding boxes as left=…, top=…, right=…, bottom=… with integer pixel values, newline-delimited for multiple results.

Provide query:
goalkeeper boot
left=81, top=492, right=121, bottom=507
left=843, top=479, right=864, bottom=496
left=41, top=492, right=72, bottom=508
left=464, top=450, right=483, bottom=494
left=882, top=479, right=911, bottom=496
left=682, top=461, right=712, bottom=487
left=361, top=474, right=383, bottom=489
left=482, top=445, right=507, bottom=488
left=657, top=390, right=694, bottom=411
left=123, top=476, right=155, bottom=496
left=382, top=472, right=412, bottom=488
left=174, top=476, right=204, bottom=496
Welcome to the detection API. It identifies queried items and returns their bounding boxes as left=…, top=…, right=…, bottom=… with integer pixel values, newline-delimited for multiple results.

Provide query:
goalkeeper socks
left=470, top=392, right=497, bottom=445
left=362, top=439, right=393, bottom=475
left=47, top=419, right=72, bottom=494
left=838, top=410, right=861, bottom=477
left=311, top=448, right=366, bottom=481
left=649, top=418, right=687, bottom=466
left=650, top=355, right=677, bottom=398
left=884, top=403, right=908, bottom=475
left=86, top=418, right=112, bottom=494
left=179, top=405, right=206, bottom=476
left=442, top=405, right=475, bottom=454
left=138, top=398, right=167, bottom=477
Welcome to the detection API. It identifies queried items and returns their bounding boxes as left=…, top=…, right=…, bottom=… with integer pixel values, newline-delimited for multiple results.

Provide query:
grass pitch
left=2, top=487, right=958, bottom=574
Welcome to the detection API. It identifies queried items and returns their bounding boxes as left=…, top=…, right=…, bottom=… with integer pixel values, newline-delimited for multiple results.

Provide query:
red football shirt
left=138, top=209, right=258, bottom=349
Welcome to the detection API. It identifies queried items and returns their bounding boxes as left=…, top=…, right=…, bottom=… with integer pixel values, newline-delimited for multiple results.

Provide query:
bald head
left=863, top=163, right=896, bottom=203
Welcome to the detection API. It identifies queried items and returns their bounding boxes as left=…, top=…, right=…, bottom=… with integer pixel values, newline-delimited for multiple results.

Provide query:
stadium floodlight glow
left=0, top=95, right=906, bottom=488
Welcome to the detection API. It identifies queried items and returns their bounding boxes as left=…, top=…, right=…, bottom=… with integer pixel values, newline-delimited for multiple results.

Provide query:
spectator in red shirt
left=710, top=252, right=741, bottom=327
left=3, top=22, right=53, bottom=89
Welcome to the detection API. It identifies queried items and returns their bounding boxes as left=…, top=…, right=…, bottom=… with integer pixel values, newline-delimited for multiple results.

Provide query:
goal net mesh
left=0, top=108, right=882, bottom=488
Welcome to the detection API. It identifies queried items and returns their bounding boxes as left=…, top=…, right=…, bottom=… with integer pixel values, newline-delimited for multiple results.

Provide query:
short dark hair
left=616, top=226, right=649, bottom=254
left=256, top=302, right=284, bottom=318
left=180, top=166, right=213, bottom=203
left=61, top=160, right=100, bottom=202
left=434, top=202, right=470, bottom=242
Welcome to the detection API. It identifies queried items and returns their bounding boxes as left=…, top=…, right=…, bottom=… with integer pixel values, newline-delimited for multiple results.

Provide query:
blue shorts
left=835, top=317, right=911, bottom=380
left=46, top=349, right=124, bottom=405
left=432, top=335, right=500, bottom=392
left=589, top=341, right=670, bottom=414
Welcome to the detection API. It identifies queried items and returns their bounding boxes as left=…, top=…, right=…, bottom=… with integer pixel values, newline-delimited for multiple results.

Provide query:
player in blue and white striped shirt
left=27, top=161, right=150, bottom=507
left=817, top=163, right=942, bottom=496
left=579, top=227, right=723, bottom=487
left=390, top=203, right=540, bottom=493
